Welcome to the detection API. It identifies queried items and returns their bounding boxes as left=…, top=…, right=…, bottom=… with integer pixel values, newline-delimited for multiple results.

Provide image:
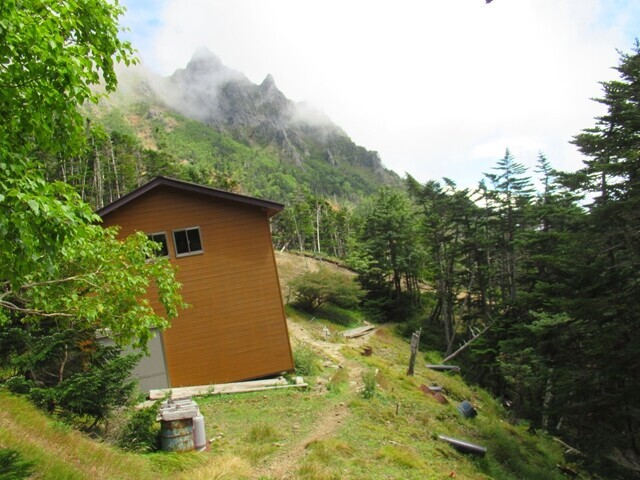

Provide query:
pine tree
left=355, top=188, right=424, bottom=321
left=556, top=43, right=640, bottom=474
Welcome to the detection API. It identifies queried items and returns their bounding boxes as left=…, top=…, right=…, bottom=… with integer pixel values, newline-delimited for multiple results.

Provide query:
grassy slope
left=1, top=253, right=567, bottom=479
left=0, top=392, right=163, bottom=480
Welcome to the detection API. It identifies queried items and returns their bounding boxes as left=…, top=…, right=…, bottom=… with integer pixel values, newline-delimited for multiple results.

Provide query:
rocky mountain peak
left=179, top=46, right=242, bottom=82
left=260, top=73, right=276, bottom=89
left=188, top=46, right=224, bottom=70
left=142, top=48, right=396, bottom=183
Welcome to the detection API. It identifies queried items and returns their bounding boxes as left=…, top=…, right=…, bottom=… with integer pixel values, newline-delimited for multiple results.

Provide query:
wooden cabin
left=98, top=176, right=294, bottom=391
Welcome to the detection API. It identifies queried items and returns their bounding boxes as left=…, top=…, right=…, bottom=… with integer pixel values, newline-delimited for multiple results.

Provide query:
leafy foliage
left=2, top=318, right=141, bottom=426
left=289, top=267, right=364, bottom=313
left=0, top=449, right=34, bottom=480
left=0, top=0, right=183, bottom=341
left=118, top=403, right=161, bottom=452
left=0, top=0, right=183, bottom=432
left=360, top=369, right=377, bottom=399
left=352, top=188, right=424, bottom=321
left=292, top=344, right=321, bottom=377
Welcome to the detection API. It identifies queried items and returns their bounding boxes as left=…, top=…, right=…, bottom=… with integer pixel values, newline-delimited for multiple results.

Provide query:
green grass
left=324, top=327, right=566, bottom=480
left=315, top=303, right=364, bottom=327
left=1, top=315, right=569, bottom=479
left=293, top=343, right=322, bottom=376
left=196, top=389, right=330, bottom=468
left=0, top=390, right=165, bottom=480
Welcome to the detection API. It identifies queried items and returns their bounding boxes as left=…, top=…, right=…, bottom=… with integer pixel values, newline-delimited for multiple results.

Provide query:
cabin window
left=146, top=232, right=169, bottom=257
left=173, top=227, right=203, bottom=257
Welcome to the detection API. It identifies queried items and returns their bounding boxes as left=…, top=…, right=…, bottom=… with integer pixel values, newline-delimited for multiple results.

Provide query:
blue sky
left=119, top=0, right=640, bottom=188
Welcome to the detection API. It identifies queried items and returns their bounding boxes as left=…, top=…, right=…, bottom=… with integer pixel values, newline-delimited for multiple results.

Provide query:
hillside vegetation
left=85, top=49, right=401, bottom=204
left=0, top=258, right=573, bottom=480
left=4, top=2, right=640, bottom=477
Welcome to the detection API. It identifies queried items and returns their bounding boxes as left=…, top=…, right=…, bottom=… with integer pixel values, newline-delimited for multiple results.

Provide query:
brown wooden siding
left=101, top=186, right=294, bottom=386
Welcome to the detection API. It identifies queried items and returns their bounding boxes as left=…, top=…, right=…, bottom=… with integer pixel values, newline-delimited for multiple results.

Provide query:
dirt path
left=252, top=319, right=372, bottom=479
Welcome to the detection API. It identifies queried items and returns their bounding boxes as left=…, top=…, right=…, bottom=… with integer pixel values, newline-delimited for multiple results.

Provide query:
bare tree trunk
left=81, top=154, right=89, bottom=202
left=315, top=202, right=321, bottom=254
left=407, top=329, right=421, bottom=376
left=108, top=137, right=121, bottom=199
left=91, top=133, right=104, bottom=209
left=293, top=213, right=304, bottom=253
left=58, top=345, right=69, bottom=385
left=542, top=370, right=554, bottom=429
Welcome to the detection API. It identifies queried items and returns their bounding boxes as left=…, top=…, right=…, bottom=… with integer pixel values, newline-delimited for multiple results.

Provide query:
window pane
left=153, top=234, right=169, bottom=257
left=147, top=233, right=169, bottom=257
left=173, top=230, right=189, bottom=255
left=187, top=228, right=202, bottom=252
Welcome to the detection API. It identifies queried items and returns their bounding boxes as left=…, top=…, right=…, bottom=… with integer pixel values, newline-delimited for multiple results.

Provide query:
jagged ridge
left=93, top=47, right=401, bottom=200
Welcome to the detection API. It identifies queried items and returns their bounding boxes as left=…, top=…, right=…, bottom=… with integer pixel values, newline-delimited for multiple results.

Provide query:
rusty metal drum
left=160, top=419, right=194, bottom=452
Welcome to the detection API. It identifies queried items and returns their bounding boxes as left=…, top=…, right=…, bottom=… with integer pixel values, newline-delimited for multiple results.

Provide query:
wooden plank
left=149, top=377, right=308, bottom=400
left=160, top=407, right=199, bottom=421
left=342, top=325, right=376, bottom=339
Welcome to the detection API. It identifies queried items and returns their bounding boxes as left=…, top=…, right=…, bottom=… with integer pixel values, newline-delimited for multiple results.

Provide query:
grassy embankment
left=1, top=316, right=567, bottom=479
left=0, top=253, right=569, bottom=479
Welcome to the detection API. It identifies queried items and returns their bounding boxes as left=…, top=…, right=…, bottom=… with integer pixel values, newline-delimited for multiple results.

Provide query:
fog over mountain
left=117, top=47, right=391, bottom=177
left=98, top=48, right=400, bottom=200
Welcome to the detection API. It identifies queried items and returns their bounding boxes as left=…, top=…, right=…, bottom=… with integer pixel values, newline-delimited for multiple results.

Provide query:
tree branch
left=442, top=324, right=490, bottom=363
left=0, top=300, right=75, bottom=318
left=19, top=268, right=102, bottom=290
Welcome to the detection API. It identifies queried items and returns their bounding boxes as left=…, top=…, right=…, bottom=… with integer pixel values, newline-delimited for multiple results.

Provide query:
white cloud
left=122, top=0, right=639, bottom=188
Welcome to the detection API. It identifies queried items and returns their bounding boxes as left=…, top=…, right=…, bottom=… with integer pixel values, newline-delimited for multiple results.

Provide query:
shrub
left=293, top=344, right=321, bottom=376
left=4, top=377, right=33, bottom=395
left=47, top=348, right=141, bottom=427
left=1, top=319, right=141, bottom=429
left=361, top=369, right=377, bottom=399
left=289, top=267, right=364, bottom=313
left=118, top=403, right=161, bottom=452
left=316, top=304, right=361, bottom=327
left=0, top=449, right=34, bottom=480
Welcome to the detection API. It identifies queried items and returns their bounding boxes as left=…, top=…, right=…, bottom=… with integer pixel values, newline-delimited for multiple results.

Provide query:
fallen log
left=419, top=385, right=448, bottom=404
left=419, top=384, right=443, bottom=394
left=441, top=325, right=490, bottom=363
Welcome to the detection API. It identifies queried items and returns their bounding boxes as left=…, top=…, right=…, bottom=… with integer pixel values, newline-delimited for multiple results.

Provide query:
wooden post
left=407, top=328, right=421, bottom=376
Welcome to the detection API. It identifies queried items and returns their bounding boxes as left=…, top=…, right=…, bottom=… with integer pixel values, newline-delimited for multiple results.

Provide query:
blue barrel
left=160, top=419, right=194, bottom=452
left=457, top=400, right=477, bottom=418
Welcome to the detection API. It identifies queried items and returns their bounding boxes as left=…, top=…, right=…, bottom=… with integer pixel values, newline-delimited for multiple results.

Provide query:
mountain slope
left=1, top=250, right=571, bottom=479
left=90, top=48, right=400, bottom=201
left=0, top=391, right=163, bottom=480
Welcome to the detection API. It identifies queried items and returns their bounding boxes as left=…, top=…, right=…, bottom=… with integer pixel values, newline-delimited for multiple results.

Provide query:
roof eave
left=96, top=176, right=284, bottom=218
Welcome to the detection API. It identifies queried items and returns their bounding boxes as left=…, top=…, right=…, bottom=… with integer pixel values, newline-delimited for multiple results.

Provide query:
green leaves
left=0, top=0, right=183, bottom=348
left=289, top=267, right=364, bottom=313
